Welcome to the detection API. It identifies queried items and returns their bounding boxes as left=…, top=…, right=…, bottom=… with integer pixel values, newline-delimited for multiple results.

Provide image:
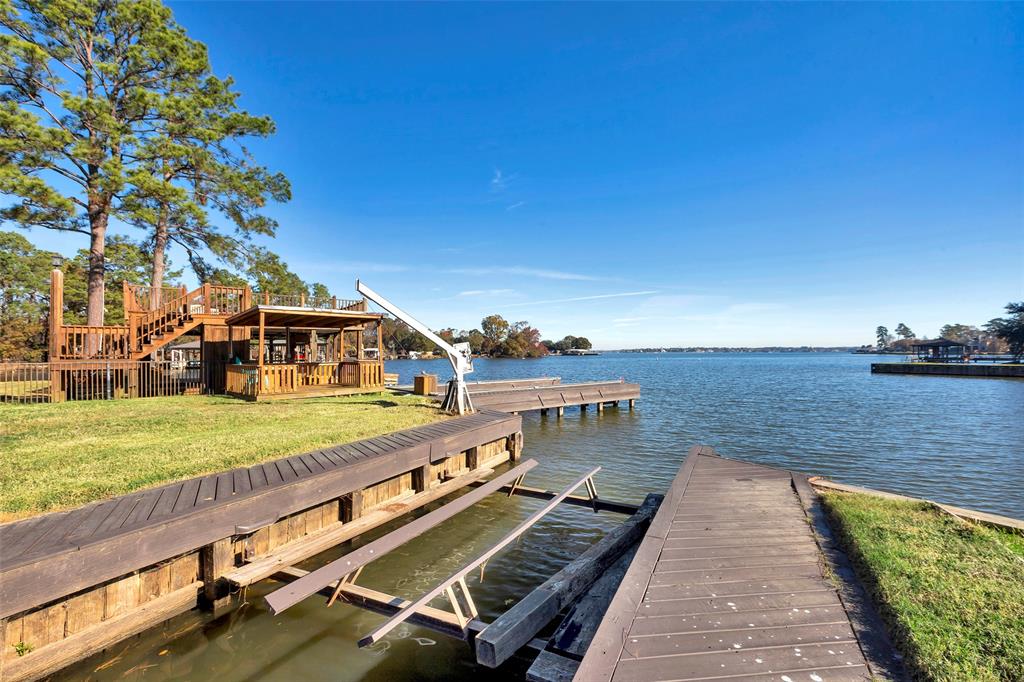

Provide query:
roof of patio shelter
left=911, top=337, right=968, bottom=349
left=224, top=305, right=383, bottom=329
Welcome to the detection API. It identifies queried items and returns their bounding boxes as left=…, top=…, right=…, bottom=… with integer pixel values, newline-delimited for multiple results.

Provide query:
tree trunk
left=151, top=202, right=169, bottom=310
left=87, top=208, right=107, bottom=327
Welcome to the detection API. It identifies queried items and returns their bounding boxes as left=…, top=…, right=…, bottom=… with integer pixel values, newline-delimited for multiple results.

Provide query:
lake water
left=59, top=353, right=1024, bottom=681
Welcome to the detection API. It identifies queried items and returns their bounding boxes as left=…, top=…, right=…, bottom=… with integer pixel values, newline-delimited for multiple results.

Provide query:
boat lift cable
left=356, top=280, right=474, bottom=415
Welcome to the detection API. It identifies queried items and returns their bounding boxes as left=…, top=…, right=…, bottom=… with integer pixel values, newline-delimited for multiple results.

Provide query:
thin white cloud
left=295, top=260, right=409, bottom=274
left=505, top=290, right=659, bottom=308
left=446, top=266, right=605, bottom=282
left=457, top=288, right=517, bottom=297
left=506, top=201, right=525, bottom=211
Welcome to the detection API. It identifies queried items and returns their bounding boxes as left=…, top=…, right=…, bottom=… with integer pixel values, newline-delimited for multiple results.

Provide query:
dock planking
left=574, top=447, right=896, bottom=682
left=0, top=409, right=520, bottom=621
left=466, top=380, right=639, bottom=413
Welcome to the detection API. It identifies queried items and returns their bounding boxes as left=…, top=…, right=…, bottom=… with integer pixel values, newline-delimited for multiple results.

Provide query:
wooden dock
left=0, top=411, right=521, bottom=682
left=872, top=362, right=1024, bottom=378
left=465, top=379, right=640, bottom=414
left=570, top=447, right=904, bottom=682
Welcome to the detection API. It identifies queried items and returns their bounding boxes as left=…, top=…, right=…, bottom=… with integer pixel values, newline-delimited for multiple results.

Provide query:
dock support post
left=540, top=408, right=548, bottom=417
left=201, top=537, right=234, bottom=614
left=343, top=489, right=365, bottom=523
left=628, top=399, right=635, bottom=411
left=596, top=402, right=604, bottom=414
left=581, top=404, right=588, bottom=413
left=508, top=432, right=523, bottom=462
left=556, top=406, right=564, bottom=419
left=467, top=446, right=480, bottom=470
left=412, top=464, right=433, bottom=492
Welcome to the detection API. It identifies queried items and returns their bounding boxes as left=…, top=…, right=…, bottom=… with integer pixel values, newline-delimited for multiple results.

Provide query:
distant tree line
left=381, top=314, right=591, bottom=360
left=872, top=304, right=1023, bottom=358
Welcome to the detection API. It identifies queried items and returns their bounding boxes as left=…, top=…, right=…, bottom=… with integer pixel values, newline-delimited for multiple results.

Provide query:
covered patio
left=911, top=337, right=971, bottom=363
left=223, top=306, right=386, bottom=400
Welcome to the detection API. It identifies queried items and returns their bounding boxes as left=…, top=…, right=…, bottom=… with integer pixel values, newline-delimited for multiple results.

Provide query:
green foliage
left=985, top=302, right=1024, bottom=361
left=480, top=314, right=510, bottom=354
left=938, top=323, right=981, bottom=344
left=875, top=325, right=891, bottom=349
left=0, top=230, right=50, bottom=360
left=0, top=0, right=288, bottom=324
left=894, top=323, right=914, bottom=340
left=822, top=492, right=1024, bottom=681
left=62, top=235, right=181, bottom=324
left=12, top=641, right=32, bottom=657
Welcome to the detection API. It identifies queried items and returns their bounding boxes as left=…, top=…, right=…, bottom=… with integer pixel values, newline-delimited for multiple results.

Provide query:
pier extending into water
left=413, top=376, right=640, bottom=415
left=534, top=448, right=907, bottom=682
left=872, top=362, right=1024, bottom=378
left=0, top=411, right=522, bottom=682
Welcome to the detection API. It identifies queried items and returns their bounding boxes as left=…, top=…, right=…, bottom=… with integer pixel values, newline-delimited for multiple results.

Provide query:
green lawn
left=821, top=491, right=1024, bottom=681
left=0, top=393, right=445, bottom=521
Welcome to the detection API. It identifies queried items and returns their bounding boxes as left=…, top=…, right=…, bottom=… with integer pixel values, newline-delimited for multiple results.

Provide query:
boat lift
left=263, top=462, right=662, bottom=672
left=356, top=280, right=475, bottom=414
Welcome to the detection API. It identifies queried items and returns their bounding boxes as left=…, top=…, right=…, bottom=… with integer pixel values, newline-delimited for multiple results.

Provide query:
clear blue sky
left=35, top=2, right=1024, bottom=347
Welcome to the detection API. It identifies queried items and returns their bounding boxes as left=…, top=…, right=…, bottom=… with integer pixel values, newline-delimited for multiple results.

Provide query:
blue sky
left=27, top=2, right=1024, bottom=347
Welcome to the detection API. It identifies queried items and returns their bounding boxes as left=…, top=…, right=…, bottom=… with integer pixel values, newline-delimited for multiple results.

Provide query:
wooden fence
left=0, top=361, right=207, bottom=403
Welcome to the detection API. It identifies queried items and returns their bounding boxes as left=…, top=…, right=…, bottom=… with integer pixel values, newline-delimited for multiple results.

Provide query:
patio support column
left=257, top=311, right=265, bottom=394
left=285, top=327, right=291, bottom=363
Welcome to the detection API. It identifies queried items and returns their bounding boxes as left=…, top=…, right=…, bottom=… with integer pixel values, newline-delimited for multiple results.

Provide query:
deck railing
left=0, top=361, right=206, bottom=403
left=59, top=325, right=132, bottom=359
left=225, top=360, right=384, bottom=399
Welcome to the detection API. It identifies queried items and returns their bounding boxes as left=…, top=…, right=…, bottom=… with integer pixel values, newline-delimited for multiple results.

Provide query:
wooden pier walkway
left=466, top=379, right=640, bottom=414
left=574, top=447, right=902, bottom=682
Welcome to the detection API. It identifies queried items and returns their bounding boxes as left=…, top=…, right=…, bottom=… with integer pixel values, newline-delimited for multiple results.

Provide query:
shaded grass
left=821, top=491, right=1024, bottom=681
left=0, top=393, right=446, bottom=520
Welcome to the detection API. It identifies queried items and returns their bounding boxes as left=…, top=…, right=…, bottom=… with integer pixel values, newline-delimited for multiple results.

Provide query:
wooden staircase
left=125, top=284, right=250, bottom=359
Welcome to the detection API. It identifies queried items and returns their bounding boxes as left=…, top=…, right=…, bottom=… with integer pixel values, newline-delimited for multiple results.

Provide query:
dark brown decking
left=0, top=410, right=520, bottom=620
left=576, top=448, right=879, bottom=682
left=467, top=380, right=640, bottom=413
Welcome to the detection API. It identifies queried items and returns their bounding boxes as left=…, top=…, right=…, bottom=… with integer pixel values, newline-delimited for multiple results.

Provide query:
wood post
left=581, top=404, right=588, bottom=412
left=597, top=402, right=604, bottom=413
left=342, top=489, right=365, bottom=523
left=556, top=406, right=564, bottom=419
left=628, top=399, right=635, bottom=410
left=509, top=432, right=523, bottom=462
left=466, top=446, right=480, bottom=470
left=412, top=464, right=433, bottom=492
left=257, top=311, right=265, bottom=395
left=540, top=408, right=548, bottom=417
left=201, top=538, right=234, bottom=613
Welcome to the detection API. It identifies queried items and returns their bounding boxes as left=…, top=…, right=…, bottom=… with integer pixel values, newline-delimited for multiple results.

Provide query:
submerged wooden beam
left=475, top=493, right=662, bottom=668
left=265, top=459, right=540, bottom=614
left=358, top=466, right=602, bottom=647
left=467, top=480, right=640, bottom=515
left=273, top=566, right=487, bottom=639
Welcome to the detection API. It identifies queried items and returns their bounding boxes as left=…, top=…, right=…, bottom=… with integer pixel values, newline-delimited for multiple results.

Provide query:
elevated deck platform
left=572, top=448, right=903, bottom=682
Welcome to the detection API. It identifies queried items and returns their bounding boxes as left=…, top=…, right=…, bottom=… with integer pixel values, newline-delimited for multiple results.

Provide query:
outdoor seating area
left=911, top=337, right=972, bottom=362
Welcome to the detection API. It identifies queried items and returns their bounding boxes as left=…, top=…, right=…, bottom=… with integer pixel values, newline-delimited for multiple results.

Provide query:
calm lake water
left=60, top=353, right=1024, bottom=681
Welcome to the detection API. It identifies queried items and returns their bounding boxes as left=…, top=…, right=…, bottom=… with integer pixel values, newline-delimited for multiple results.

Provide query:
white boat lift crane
left=356, top=280, right=475, bottom=414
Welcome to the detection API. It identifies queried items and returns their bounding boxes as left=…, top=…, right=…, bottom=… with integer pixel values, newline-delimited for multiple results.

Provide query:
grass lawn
left=821, top=491, right=1024, bottom=681
left=0, top=392, right=446, bottom=521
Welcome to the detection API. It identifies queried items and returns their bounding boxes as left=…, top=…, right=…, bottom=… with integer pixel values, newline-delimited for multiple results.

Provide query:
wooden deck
left=575, top=448, right=901, bottom=682
left=466, top=379, right=640, bottom=413
left=0, top=410, right=520, bottom=621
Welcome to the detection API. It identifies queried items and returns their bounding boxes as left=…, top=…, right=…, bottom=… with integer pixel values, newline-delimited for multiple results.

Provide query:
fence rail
left=59, top=325, right=132, bottom=360
left=0, top=361, right=207, bottom=403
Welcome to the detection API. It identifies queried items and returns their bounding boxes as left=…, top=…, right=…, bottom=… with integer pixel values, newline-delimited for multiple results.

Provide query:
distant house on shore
left=911, top=337, right=972, bottom=362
